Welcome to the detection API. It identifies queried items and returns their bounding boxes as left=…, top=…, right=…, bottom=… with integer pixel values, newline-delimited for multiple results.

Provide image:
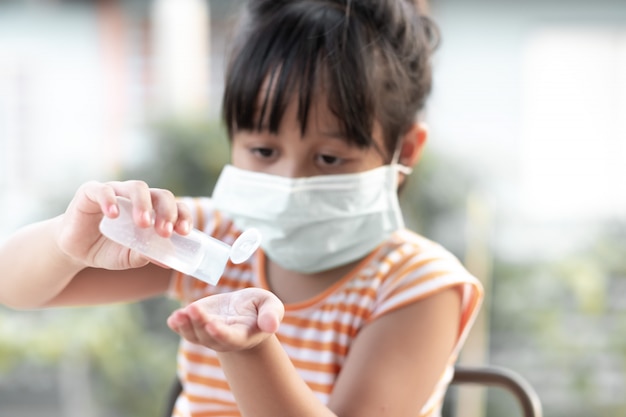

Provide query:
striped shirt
left=168, top=197, right=483, bottom=417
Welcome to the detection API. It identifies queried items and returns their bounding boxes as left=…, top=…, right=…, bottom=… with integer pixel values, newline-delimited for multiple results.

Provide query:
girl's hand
left=167, top=288, right=285, bottom=351
left=56, top=180, right=191, bottom=271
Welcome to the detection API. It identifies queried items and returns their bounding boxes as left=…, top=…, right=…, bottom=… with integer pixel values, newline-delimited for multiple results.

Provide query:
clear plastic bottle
left=99, top=197, right=261, bottom=285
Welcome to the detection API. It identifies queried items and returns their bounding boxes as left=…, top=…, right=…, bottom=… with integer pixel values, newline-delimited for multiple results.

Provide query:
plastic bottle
left=99, top=197, right=261, bottom=285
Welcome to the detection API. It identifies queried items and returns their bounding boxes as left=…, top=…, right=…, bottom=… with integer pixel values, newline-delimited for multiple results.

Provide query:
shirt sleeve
left=369, top=239, right=484, bottom=357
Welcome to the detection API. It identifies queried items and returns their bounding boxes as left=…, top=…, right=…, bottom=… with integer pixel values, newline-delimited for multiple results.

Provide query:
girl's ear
left=399, top=122, right=429, bottom=167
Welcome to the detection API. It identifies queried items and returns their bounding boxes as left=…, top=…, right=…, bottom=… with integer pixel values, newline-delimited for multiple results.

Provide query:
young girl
left=0, top=1, right=482, bottom=416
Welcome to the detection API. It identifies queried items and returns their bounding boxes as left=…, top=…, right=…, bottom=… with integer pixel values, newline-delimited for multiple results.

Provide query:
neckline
left=255, top=245, right=384, bottom=311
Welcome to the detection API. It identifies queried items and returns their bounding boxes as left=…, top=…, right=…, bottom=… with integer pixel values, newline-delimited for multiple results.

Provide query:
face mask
left=211, top=163, right=410, bottom=273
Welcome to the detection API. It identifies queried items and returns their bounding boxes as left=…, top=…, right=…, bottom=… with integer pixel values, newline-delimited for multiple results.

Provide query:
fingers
left=168, top=305, right=231, bottom=348
left=173, top=202, right=192, bottom=235
left=77, top=180, right=192, bottom=237
left=77, top=180, right=123, bottom=217
left=167, top=289, right=285, bottom=351
left=150, top=190, right=192, bottom=237
left=167, top=309, right=202, bottom=345
left=108, top=180, right=158, bottom=228
left=149, top=188, right=176, bottom=237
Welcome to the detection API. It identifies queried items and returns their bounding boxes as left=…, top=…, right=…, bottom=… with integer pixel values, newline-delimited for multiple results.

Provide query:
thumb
left=128, top=250, right=151, bottom=269
left=256, top=294, right=285, bottom=334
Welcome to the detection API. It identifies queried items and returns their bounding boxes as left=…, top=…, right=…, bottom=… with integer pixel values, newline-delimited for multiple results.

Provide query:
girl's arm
left=328, top=287, right=461, bottom=416
left=0, top=180, right=190, bottom=309
left=167, top=286, right=461, bottom=417
left=0, top=216, right=88, bottom=308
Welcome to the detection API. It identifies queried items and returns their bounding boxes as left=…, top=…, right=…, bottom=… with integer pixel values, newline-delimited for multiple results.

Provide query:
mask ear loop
left=388, top=140, right=409, bottom=230
left=391, top=140, right=414, bottom=176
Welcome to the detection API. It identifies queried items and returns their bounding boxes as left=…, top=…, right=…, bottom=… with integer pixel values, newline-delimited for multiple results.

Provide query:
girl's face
left=231, top=93, right=387, bottom=178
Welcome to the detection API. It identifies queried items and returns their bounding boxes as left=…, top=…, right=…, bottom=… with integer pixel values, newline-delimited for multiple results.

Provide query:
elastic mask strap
left=391, top=141, right=414, bottom=176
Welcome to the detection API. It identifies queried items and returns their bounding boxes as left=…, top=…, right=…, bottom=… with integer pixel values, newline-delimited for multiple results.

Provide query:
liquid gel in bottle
left=99, top=197, right=261, bottom=285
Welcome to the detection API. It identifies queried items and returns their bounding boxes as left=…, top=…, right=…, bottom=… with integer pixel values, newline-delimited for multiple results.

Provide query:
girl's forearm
left=0, top=216, right=83, bottom=309
left=217, top=335, right=337, bottom=417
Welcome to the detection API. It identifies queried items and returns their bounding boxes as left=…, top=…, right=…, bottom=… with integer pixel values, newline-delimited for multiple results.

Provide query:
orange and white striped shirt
left=168, top=197, right=483, bottom=417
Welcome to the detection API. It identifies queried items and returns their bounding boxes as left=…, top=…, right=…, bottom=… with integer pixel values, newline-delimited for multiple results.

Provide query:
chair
left=162, top=377, right=182, bottom=417
left=450, top=365, right=542, bottom=417
left=163, top=365, right=543, bottom=417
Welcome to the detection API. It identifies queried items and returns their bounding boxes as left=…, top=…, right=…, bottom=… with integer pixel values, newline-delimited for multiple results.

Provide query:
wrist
left=218, top=333, right=277, bottom=359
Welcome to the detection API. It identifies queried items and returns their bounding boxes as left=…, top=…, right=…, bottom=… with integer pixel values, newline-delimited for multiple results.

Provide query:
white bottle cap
left=229, top=228, right=262, bottom=264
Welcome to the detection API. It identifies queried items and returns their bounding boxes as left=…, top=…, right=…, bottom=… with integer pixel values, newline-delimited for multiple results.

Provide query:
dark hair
left=222, top=0, right=440, bottom=159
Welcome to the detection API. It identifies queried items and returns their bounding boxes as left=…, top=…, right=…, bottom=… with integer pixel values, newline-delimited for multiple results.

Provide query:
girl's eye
left=317, top=154, right=343, bottom=166
left=251, top=147, right=275, bottom=158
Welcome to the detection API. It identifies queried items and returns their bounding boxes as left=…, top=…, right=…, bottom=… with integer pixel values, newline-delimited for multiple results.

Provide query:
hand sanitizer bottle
left=99, top=197, right=261, bottom=285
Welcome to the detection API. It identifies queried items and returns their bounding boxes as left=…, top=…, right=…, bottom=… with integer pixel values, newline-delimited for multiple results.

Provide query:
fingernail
left=107, top=204, right=119, bottom=217
left=142, top=211, right=154, bottom=225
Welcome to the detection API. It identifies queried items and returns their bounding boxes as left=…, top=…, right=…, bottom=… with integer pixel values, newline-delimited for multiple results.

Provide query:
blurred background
left=1, top=0, right=625, bottom=416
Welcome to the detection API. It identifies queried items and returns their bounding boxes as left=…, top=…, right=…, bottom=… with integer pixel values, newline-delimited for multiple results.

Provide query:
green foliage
left=399, top=149, right=477, bottom=257
left=124, top=118, right=231, bottom=196
left=488, top=222, right=626, bottom=417
left=0, top=301, right=179, bottom=416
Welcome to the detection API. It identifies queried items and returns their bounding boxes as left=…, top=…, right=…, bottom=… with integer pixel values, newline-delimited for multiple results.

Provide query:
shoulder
left=367, top=228, right=483, bottom=323
left=374, top=228, right=479, bottom=287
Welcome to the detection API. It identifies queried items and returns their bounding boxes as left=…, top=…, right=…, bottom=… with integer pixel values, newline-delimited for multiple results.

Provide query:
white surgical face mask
left=211, top=163, right=410, bottom=273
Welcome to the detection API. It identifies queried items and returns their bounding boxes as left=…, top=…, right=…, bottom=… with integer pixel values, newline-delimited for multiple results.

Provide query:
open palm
left=167, top=288, right=284, bottom=351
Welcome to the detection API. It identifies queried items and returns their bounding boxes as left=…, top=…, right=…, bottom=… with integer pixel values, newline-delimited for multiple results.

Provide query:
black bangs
left=222, top=2, right=375, bottom=149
